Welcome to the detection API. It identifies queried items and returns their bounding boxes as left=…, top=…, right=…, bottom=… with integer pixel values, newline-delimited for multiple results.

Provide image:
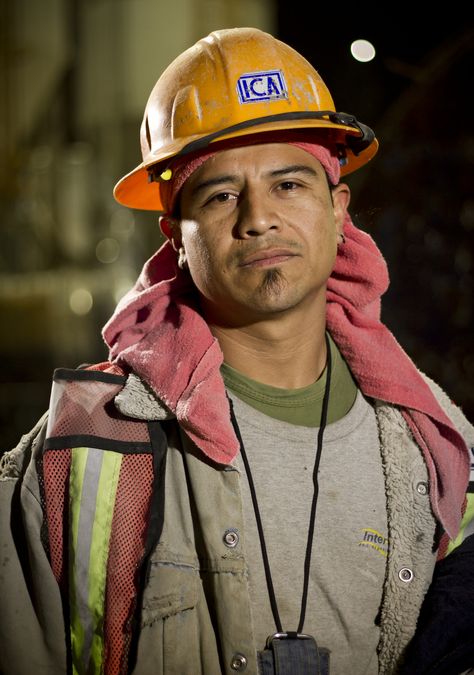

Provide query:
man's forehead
left=187, top=143, right=325, bottom=180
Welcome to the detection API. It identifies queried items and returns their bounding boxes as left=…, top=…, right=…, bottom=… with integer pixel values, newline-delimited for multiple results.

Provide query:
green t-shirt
left=221, top=333, right=357, bottom=426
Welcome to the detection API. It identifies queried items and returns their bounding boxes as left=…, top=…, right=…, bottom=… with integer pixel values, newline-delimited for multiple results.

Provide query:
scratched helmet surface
left=114, top=27, right=378, bottom=211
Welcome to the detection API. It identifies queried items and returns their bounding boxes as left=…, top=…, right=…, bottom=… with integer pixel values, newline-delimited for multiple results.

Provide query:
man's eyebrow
left=267, top=164, right=319, bottom=178
left=190, top=164, right=319, bottom=197
left=190, top=175, right=238, bottom=197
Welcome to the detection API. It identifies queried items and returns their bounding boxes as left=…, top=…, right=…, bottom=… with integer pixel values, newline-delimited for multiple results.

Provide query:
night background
left=1, top=2, right=473, bottom=453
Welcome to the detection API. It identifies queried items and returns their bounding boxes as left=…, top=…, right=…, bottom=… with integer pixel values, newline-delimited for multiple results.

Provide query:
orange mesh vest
left=42, top=363, right=167, bottom=675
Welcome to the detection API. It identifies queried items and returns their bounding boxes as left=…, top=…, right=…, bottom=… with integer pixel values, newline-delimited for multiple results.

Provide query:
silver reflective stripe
left=75, top=447, right=104, bottom=670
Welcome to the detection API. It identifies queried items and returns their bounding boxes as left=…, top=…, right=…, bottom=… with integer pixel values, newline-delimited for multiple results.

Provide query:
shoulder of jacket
left=0, top=362, right=125, bottom=482
left=419, top=370, right=474, bottom=450
left=0, top=411, right=49, bottom=481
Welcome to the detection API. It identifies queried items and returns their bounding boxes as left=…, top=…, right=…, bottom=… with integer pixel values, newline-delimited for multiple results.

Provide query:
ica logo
left=237, top=70, right=288, bottom=104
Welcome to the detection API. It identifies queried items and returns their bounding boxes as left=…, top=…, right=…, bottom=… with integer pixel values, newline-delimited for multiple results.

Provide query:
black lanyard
left=228, top=332, right=332, bottom=636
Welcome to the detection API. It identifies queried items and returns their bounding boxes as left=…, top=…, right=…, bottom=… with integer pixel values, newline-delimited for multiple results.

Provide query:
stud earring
left=177, top=247, right=188, bottom=270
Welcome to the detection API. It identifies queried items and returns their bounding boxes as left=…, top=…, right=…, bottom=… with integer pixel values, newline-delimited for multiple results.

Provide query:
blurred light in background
left=69, top=288, right=93, bottom=315
left=96, top=237, right=120, bottom=263
left=350, top=39, right=376, bottom=63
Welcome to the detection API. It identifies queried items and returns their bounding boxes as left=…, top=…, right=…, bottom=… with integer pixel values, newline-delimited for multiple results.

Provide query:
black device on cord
left=228, top=332, right=332, bottom=675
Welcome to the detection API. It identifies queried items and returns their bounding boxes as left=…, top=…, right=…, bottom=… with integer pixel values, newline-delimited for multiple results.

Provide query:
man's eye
left=279, top=181, right=299, bottom=191
left=207, top=192, right=236, bottom=205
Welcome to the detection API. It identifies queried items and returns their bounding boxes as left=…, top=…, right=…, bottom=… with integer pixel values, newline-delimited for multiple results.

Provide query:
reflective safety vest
left=43, top=363, right=167, bottom=675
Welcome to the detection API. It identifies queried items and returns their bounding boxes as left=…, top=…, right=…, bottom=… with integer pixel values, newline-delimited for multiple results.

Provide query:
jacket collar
left=115, top=372, right=175, bottom=421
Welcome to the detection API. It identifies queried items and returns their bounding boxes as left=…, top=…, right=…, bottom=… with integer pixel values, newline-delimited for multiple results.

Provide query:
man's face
left=173, top=143, right=350, bottom=326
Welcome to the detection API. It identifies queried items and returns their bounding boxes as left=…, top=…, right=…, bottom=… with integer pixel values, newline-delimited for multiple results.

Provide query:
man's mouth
left=238, top=248, right=299, bottom=268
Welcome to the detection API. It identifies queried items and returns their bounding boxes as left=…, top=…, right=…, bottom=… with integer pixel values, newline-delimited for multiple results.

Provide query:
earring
left=177, top=247, right=188, bottom=270
left=339, top=233, right=346, bottom=245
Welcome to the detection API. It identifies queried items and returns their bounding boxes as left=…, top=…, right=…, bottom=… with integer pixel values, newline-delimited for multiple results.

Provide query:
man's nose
left=234, top=189, right=281, bottom=238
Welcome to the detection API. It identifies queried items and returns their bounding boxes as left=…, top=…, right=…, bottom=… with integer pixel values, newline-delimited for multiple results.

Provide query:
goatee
left=259, top=268, right=285, bottom=296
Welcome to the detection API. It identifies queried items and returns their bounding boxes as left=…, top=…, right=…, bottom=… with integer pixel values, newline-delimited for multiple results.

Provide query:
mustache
left=232, top=238, right=302, bottom=265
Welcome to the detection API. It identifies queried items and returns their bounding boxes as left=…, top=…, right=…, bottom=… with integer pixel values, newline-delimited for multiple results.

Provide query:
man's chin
left=258, top=267, right=286, bottom=296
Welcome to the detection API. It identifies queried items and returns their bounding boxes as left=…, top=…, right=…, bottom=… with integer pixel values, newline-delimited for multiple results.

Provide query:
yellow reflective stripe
left=446, top=493, right=474, bottom=555
left=69, top=448, right=122, bottom=675
left=70, top=448, right=88, bottom=675
left=88, top=450, right=122, bottom=672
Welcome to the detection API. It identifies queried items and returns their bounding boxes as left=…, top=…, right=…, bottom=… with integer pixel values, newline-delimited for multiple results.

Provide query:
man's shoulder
left=419, top=370, right=474, bottom=449
left=0, top=411, right=48, bottom=482
left=0, top=362, right=125, bottom=482
left=60, top=362, right=172, bottom=423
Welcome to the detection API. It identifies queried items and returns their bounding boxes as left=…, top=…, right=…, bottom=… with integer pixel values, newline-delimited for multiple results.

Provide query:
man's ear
left=159, top=215, right=182, bottom=250
left=331, top=183, right=351, bottom=236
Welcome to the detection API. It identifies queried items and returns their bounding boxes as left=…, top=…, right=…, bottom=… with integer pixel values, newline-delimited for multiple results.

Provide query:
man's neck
left=208, top=311, right=328, bottom=389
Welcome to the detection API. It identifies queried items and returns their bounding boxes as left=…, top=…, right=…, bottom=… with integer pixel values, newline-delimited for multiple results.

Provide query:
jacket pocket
left=134, top=561, right=212, bottom=675
left=141, top=560, right=199, bottom=625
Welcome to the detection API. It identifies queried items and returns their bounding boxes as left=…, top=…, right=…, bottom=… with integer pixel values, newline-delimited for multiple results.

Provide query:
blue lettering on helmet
left=249, top=77, right=264, bottom=96
left=237, top=70, right=288, bottom=104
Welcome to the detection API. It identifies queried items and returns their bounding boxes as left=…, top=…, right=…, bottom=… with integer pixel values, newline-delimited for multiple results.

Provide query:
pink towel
left=103, top=219, right=469, bottom=538
left=327, top=215, right=469, bottom=538
left=103, top=242, right=238, bottom=464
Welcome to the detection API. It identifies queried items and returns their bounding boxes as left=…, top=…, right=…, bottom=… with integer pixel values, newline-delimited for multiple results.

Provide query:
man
left=1, top=27, right=473, bottom=675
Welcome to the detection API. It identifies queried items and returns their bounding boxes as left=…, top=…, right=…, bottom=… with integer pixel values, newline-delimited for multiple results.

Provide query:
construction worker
left=1, top=27, right=473, bottom=675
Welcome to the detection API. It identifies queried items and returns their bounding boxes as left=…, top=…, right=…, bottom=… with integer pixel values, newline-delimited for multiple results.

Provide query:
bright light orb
left=69, top=288, right=93, bottom=315
left=350, top=39, right=376, bottom=63
left=96, top=238, right=120, bottom=264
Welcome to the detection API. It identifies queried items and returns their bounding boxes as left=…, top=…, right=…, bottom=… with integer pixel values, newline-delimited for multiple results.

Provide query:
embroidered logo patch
left=237, top=70, right=288, bottom=104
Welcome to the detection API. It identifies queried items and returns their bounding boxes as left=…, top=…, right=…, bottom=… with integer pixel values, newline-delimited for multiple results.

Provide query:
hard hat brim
left=114, top=118, right=378, bottom=212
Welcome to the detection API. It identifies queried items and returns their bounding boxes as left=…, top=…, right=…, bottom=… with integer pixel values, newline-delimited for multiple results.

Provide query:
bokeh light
left=69, top=288, right=93, bottom=315
left=350, top=39, right=376, bottom=62
left=96, top=238, right=120, bottom=264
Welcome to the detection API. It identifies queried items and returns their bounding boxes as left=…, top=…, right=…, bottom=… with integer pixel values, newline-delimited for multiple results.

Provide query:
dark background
left=1, top=7, right=473, bottom=453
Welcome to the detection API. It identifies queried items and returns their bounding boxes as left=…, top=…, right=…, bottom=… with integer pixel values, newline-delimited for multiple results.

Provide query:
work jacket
left=1, top=362, right=473, bottom=675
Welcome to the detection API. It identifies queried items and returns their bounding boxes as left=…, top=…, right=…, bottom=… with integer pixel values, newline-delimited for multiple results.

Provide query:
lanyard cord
left=228, top=332, right=332, bottom=636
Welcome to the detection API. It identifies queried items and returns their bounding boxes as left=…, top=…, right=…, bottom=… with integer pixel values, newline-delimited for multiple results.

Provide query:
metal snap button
left=398, top=567, right=414, bottom=583
left=231, top=653, right=247, bottom=671
left=223, top=529, right=239, bottom=548
left=416, top=481, right=428, bottom=495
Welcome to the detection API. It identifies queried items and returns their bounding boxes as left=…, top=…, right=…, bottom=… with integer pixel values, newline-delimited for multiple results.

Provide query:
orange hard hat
left=114, top=27, right=378, bottom=211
